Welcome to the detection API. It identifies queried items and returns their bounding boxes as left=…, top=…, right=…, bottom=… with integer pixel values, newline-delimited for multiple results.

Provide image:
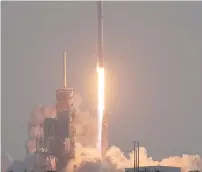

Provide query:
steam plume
left=25, top=92, right=202, bottom=172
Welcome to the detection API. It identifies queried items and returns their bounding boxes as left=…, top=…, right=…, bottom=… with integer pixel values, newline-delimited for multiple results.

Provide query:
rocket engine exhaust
left=96, top=0, right=105, bottom=157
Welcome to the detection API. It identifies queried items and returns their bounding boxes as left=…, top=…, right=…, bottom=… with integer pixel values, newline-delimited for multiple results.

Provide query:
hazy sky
left=2, top=1, right=202, bottom=160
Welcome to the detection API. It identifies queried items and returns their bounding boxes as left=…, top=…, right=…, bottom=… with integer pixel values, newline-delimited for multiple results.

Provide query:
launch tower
left=36, top=52, right=76, bottom=172
left=55, top=52, right=76, bottom=171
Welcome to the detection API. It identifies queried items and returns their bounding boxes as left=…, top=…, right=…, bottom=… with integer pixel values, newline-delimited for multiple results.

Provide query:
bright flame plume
left=97, top=66, right=105, bottom=153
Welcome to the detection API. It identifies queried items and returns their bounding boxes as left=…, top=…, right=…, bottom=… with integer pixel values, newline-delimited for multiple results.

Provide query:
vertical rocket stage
left=96, top=0, right=107, bottom=159
left=97, top=0, right=104, bottom=68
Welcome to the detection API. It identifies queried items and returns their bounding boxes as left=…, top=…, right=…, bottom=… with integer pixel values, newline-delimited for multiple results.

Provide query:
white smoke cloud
left=6, top=92, right=201, bottom=172
left=64, top=144, right=201, bottom=172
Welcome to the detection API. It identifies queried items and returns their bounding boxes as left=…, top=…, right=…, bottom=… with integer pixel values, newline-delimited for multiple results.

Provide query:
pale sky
left=2, top=1, right=202, bottom=160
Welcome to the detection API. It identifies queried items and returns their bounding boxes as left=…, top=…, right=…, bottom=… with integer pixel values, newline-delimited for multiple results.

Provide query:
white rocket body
left=97, top=1, right=104, bottom=68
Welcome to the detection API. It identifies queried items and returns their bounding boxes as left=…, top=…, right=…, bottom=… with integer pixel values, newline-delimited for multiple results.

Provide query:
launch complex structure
left=34, top=52, right=110, bottom=172
left=33, top=1, right=107, bottom=171
left=26, top=1, right=140, bottom=172
left=35, top=52, right=76, bottom=172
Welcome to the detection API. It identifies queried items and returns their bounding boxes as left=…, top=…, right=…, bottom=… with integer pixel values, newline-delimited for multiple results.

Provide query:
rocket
left=97, top=0, right=104, bottom=68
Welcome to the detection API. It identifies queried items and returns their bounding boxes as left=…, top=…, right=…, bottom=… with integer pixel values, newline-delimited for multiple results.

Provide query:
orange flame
left=97, top=66, right=105, bottom=153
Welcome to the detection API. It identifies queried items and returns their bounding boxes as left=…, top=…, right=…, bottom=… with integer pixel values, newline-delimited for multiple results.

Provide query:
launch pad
left=34, top=1, right=106, bottom=171
left=34, top=50, right=109, bottom=172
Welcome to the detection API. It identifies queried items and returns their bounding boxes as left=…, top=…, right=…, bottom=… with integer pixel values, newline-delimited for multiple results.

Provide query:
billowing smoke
left=24, top=92, right=202, bottom=172
left=105, top=146, right=202, bottom=172
left=27, top=104, right=56, bottom=153
left=27, top=92, right=98, bottom=153
left=64, top=144, right=202, bottom=172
